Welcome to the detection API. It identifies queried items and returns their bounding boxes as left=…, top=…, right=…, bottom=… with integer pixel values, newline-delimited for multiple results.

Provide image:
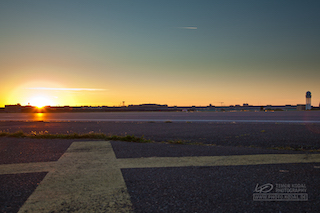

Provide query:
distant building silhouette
left=5, top=104, right=21, bottom=112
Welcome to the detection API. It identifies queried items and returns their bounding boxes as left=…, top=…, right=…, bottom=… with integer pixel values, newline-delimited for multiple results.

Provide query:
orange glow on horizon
left=0, top=77, right=317, bottom=108
left=3, top=79, right=80, bottom=107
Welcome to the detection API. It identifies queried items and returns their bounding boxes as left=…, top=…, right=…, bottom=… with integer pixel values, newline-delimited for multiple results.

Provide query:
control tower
left=306, top=91, right=311, bottom=110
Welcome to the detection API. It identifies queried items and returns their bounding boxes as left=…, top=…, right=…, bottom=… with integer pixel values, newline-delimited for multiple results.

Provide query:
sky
left=1, top=0, right=320, bottom=107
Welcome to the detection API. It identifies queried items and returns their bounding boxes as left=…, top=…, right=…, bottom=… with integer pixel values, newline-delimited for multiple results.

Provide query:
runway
left=0, top=111, right=320, bottom=123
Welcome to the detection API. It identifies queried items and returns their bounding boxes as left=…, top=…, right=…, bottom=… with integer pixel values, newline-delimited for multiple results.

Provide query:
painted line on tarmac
left=117, top=153, right=320, bottom=168
left=0, top=161, right=55, bottom=175
left=17, top=141, right=133, bottom=213
left=0, top=141, right=319, bottom=212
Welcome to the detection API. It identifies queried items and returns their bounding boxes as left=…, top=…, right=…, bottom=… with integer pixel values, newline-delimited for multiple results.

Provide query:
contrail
left=177, top=26, right=197, bottom=30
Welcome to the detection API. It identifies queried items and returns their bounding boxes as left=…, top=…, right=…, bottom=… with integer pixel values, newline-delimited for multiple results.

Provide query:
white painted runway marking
left=117, top=153, right=320, bottom=168
left=0, top=162, right=55, bottom=175
left=1, top=141, right=319, bottom=212
left=16, top=141, right=133, bottom=213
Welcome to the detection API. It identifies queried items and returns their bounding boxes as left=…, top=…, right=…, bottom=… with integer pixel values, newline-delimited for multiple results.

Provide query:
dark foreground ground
left=1, top=120, right=320, bottom=212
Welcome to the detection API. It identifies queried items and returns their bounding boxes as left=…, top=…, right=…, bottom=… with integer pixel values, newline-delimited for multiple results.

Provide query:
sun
left=29, top=96, right=54, bottom=108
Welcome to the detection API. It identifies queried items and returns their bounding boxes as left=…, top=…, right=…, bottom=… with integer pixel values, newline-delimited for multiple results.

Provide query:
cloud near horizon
left=27, top=87, right=107, bottom=91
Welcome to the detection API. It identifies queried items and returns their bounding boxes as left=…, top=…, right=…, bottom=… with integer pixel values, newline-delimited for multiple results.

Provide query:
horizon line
left=2, top=103, right=314, bottom=108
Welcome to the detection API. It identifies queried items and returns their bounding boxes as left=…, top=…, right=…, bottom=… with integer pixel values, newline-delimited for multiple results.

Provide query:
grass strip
left=0, top=130, right=152, bottom=143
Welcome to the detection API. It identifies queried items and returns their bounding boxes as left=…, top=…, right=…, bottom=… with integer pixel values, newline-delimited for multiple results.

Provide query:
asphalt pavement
left=1, top=137, right=320, bottom=212
left=1, top=116, right=320, bottom=212
left=1, top=121, right=320, bottom=150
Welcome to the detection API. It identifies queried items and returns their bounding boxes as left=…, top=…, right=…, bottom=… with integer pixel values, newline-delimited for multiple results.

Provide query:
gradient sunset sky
left=1, top=0, right=319, bottom=107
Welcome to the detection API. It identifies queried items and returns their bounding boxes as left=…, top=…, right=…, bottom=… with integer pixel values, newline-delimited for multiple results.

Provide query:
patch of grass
left=206, top=143, right=217, bottom=146
left=268, top=146, right=320, bottom=152
left=107, top=134, right=151, bottom=143
left=270, top=146, right=296, bottom=151
left=166, top=139, right=192, bottom=145
left=167, top=139, right=184, bottom=144
left=0, top=131, right=9, bottom=137
left=0, top=130, right=152, bottom=143
left=11, top=130, right=26, bottom=138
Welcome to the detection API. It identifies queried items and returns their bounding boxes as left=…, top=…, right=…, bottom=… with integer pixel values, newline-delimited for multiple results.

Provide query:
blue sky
left=1, top=0, right=320, bottom=106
